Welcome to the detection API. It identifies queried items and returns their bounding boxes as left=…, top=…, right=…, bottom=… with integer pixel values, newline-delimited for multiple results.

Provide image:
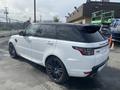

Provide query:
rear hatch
left=72, top=25, right=109, bottom=66
left=81, top=25, right=109, bottom=66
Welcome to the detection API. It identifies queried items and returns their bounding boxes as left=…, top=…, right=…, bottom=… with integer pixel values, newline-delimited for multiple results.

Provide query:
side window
left=56, top=25, right=80, bottom=42
left=34, top=26, right=43, bottom=37
left=25, top=24, right=39, bottom=36
left=39, top=25, right=56, bottom=39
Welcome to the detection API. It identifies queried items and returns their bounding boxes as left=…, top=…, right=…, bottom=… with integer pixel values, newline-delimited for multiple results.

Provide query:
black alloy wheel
left=46, top=57, right=68, bottom=84
left=9, top=43, right=18, bottom=58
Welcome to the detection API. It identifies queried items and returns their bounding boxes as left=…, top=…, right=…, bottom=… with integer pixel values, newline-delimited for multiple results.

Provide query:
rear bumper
left=67, top=57, right=109, bottom=77
left=88, top=57, right=109, bottom=77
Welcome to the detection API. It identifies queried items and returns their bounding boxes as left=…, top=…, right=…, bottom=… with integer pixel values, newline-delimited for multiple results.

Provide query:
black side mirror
left=19, top=31, right=26, bottom=36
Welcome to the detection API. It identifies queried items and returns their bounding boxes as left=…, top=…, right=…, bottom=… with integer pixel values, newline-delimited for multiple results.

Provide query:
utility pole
left=40, top=15, right=42, bottom=22
left=4, top=7, right=9, bottom=23
left=34, top=0, right=36, bottom=23
left=8, top=18, right=11, bottom=24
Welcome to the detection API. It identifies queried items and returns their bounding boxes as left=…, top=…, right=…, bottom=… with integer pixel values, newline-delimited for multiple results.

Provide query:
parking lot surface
left=0, top=37, right=120, bottom=90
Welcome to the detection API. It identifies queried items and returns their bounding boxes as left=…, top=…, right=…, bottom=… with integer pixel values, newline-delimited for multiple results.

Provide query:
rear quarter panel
left=52, top=40, right=109, bottom=76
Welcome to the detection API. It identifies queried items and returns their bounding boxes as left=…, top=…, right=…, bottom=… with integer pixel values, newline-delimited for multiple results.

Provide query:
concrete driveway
left=0, top=37, right=120, bottom=90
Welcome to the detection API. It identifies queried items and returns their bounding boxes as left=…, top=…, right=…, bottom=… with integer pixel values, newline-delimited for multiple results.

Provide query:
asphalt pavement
left=0, top=37, right=120, bottom=90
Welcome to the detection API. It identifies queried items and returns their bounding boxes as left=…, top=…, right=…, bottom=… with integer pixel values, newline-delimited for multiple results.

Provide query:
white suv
left=9, top=23, right=109, bottom=83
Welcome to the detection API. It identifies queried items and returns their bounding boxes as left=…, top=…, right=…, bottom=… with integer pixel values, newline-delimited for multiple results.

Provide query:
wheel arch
left=44, top=54, right=69, bottom=76
left=9, top=42, right=13, bottom=45
left=8, top=35, right=17, bottom=46
left=8, top=38, right=16, bottom=46
left=44, top=55, right=61, bottom=65
left=8, top=42, right=16, bottom=48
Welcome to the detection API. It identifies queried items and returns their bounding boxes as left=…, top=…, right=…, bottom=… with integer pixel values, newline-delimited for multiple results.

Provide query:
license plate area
left=95, top=45, right=108, bottom=54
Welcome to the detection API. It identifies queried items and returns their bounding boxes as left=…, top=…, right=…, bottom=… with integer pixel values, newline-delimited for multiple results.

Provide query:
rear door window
left=25, top=24, right=39, bottom=36
left=37, top=24, right=56, bottom=39
left=57, top=25, right=105, bottom=43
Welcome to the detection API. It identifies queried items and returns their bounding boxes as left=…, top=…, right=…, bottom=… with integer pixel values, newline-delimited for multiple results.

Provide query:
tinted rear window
left=57, top=25, right=105, bottom=43
left=38, top=24, right=56, bottom=39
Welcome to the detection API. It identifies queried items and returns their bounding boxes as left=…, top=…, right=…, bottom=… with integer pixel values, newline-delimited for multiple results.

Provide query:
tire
left=9, top=43, right=18, bottom=58
left=46, top=56, right=69, bottom=84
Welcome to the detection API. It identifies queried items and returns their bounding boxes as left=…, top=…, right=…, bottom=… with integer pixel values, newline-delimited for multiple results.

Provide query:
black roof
left=33, top=22, right=100, bottom=26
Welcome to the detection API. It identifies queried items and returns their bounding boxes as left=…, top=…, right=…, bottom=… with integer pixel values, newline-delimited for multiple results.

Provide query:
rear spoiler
left=81, top=25, right=101, bottom=33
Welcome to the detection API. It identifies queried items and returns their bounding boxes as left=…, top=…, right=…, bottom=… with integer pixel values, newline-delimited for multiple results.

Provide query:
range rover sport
left=9, top=23, right=109, bottom=83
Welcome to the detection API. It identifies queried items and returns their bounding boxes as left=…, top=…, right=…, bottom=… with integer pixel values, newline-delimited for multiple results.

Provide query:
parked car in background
left=100, top=25, right=112, bottom=46
left=8, top=23, right=109, bottom=84
left=100, top=25, right=112, bottom=39
left=111, top=19, right=120, bottom=42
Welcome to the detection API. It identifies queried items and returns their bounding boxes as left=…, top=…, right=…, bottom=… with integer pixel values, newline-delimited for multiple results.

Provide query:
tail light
left=72, top=46, right=94, bottom=56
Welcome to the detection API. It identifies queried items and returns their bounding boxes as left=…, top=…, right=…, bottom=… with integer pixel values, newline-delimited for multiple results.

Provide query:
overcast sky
left=0, top=0, right=120, bottom=22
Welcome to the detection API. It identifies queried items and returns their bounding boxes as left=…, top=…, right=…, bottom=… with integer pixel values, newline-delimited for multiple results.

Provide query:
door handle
left=15, top=39, right=18, bottom=43
left=47, top=41, right=54, bottom=45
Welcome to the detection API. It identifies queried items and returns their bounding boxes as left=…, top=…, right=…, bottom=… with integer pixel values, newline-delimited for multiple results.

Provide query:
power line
left=0, top=8, right=24, bottom=22
left=0, top=16, right=23, bottom=22
left=40, top=15, right=42, bottom=22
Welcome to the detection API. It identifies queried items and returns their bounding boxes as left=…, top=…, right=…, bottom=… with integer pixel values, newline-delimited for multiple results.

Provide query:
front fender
left=8, top=35, right=19, bottom=49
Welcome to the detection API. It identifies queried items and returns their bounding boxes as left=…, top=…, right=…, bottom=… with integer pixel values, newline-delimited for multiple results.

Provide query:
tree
left=53, top=16, right=60, bottom=22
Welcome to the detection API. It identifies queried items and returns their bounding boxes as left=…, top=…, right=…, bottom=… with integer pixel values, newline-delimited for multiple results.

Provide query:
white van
left=9, top=23, right=109, bottom=83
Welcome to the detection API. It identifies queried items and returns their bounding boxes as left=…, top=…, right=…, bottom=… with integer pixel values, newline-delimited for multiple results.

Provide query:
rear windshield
left=57, top=25, right=105, bottom=43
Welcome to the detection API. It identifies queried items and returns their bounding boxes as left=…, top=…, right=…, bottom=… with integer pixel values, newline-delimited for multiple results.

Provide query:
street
left=0, top=37, right=120, bottom=90
left=0, top=31, right=20, bottom=38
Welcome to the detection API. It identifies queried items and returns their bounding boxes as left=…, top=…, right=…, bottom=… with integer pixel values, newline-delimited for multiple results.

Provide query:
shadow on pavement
left=15, top=56, right=47, bottom=74
left=63, top=66, right=120, bottom=90
left=15, top=56, right=120, bottom=90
